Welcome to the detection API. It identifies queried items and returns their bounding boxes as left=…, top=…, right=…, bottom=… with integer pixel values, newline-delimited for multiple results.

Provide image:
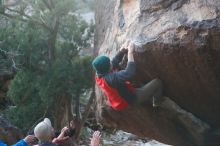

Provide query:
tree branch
left=42, top=0, right=52, bottom=10
left=0, top=48, right=23, bottom=56
left=49, top=0, right=55, bottom=9
left=2, top=7, right=52, bottom=31
left=2, top=0, right=21, bottom=7
left=11, top=58, right=20, bottom=71
left=0, top=11, right=27, bottom=22
left=74, top=87, right=95, bottom=141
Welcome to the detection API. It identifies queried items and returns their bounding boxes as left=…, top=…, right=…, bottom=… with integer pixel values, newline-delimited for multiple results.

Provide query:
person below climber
left=92, top=40, right=163, bottom=110
left=12, top=135, right=37, bottom=146
left=0, top=140, right=6, bottom=146
left=13, top=118, right=71, bottom=146
left=34, top=118, right=70, bottom=146
left=12, top=118, right=101, bottom=146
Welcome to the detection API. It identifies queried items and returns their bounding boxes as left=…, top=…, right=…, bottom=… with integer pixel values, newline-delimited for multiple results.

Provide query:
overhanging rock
left=95, top=0, right=220, bottom=146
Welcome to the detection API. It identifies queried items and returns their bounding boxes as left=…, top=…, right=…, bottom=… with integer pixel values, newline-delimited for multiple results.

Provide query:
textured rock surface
left=0, top=116, right=23, bottom=145
left=95, top=0, right=220, bottom=146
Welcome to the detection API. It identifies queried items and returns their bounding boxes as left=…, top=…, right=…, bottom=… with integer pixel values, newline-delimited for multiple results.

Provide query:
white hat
left=34, top=118, right=53, bottom=142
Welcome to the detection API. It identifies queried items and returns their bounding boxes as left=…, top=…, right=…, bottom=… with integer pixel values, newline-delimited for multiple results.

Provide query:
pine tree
left=1, top=0, right=94, bottom=133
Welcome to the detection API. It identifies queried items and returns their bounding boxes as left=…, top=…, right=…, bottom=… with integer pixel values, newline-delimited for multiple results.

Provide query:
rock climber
left=92, top=40, right=163, bottom=110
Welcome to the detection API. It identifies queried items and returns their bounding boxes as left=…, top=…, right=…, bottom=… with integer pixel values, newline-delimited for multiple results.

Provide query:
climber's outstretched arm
left=111, top=40, right=130, bottom=69
left=113, top=41, right=136, bottom=82
left=105, top=41, right=135, bottom=85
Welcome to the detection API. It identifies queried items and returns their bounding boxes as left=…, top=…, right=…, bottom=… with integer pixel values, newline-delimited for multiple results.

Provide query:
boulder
left=94, top=0, right=220, bottom=146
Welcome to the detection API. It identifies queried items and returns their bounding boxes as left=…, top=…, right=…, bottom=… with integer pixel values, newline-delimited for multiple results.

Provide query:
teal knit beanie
left=92, top=55, right=111, bottom=74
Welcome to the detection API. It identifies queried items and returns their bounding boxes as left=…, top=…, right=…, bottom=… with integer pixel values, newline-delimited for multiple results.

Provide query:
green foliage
left=59, top=15, right=90, bottom=50
left=7, top=70, right=38, bottom=105
left=5, top=56, right=93, bottom=130
left=4, top=95, right=44, bottom=132
left=39, top=56, right=93, bottom=106
left=0, top=18, right=48, bottom=71
left=1, top=0, right=95, bottom=131
left=5, top=70, right=45, bottom=131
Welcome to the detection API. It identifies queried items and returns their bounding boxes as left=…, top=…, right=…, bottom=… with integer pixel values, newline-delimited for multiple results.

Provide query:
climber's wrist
left=128, top=51, right=134, bottom=54
left=128, top=52, right=134, bottom=62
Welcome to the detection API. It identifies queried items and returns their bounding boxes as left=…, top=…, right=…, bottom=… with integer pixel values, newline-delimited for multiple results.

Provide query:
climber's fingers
left=124, top=39, right=131, bottom=48
left=120, top=39, right=131, bottom=51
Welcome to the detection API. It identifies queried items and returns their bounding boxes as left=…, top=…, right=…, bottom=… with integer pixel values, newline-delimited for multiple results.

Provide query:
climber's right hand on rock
left=127, top=41, right=135, bottom=62
left=120, top=40, right=130, bottom=52
left=128, top=41, right=135, bottom=54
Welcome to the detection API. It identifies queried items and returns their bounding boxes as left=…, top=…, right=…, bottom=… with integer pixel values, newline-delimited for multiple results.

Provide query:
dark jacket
left=96, top=51, right=136, bottom=110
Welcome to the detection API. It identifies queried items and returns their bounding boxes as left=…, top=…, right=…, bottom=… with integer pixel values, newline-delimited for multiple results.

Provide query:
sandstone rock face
left=95, top=0, right=220, bottom=146
left=0, top=116, right=23, bottom=145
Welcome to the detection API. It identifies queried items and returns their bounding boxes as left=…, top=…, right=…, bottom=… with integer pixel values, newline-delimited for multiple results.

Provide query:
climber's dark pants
left=135, top=78, right=163, bottom=104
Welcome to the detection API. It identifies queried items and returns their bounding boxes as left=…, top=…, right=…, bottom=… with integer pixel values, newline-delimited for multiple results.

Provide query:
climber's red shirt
left=96, top=76, right=135, bottom=110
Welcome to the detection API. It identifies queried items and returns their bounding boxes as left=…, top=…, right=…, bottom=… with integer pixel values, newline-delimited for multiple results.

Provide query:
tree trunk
left=74, top=89, right=95, bottom=141
left=48, top=17, right=59, bottom=67
left=0, top=73, right=14, bottom=110
left=74, top=92, right=81, bottom=132
left=53, top=95, right=72, bottom=130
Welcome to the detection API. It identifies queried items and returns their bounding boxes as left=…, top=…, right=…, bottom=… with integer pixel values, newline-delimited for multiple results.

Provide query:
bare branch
left=0, top=48, right=8, bottom=55
left=0, top=7, right=52, bottom=31
left=2, top=0, right=21, bottom=7
left=49, top=0, right=55, bottom=9
left=0, top=47, right=22, bottom=73
left=0, top=48, right=23, bottom=56
left=0, top=11, right=27, bottom=22
left=11, top=58, right=20, bottom=71
left=6, top=7, right=30, bottom=18
left=40, top=13, right=47, bottom=26
left=5, top=7, right=37, bottom=22
left=74, top=87, right=95, bottom=141
left=42, top=0, right=52, bottom=10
